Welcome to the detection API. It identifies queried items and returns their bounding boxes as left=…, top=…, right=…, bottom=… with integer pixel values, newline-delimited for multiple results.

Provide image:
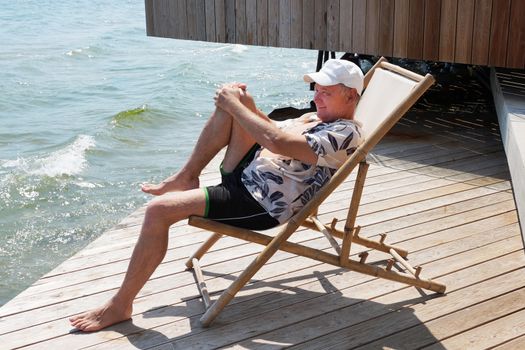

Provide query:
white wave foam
left=231, top=44, right=248, bottom=54
left=3, top=135, right=96, bottom=178
left=65, top=47, right=94, bottom=58
left=206, top=44, right=248, bottom=54
left=34, top=135, right=96, bottom=177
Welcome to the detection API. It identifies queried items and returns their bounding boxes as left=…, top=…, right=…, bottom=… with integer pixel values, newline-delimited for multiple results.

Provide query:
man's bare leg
left=70, top=89, right=271, bottom=331
left=69, top=189, right=206, bottom=332
left=141, top=104, right=261, bottom=195
left=69, top=96, right=267, bottom=331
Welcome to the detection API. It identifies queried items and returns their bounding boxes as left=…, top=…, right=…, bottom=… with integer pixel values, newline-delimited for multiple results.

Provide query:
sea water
left=0, top=0, right=317, bottom=305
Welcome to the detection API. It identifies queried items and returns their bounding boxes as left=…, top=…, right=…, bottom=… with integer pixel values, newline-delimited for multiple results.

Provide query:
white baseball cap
left=304, top=59, right=364, bottom=95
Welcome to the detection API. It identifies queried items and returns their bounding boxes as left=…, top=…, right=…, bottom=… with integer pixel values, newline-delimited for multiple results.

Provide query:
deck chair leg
left=192, top=258, right=212, bottom=309
left=200, top=224, right=297, bottom=327
left=345, top=161, right=369, bottom=232
left=186, top=232, right=222, bottom=269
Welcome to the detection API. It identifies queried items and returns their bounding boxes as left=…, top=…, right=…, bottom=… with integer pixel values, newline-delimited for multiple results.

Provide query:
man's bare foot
left=141, top=172, right=199, bottom=196
left=69, top=299, right=132, bottom=332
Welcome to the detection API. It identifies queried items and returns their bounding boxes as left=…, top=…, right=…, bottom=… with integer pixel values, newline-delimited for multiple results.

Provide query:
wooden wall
left=145, top=0, right=525, bottom=69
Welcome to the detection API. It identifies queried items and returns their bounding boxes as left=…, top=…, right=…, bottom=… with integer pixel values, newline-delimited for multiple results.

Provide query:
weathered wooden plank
left=488, top=0, right=511, bottom=67
left=152, top=0, right=171, bottom=38
left=290, top=0, right=303, bottom=48
left=302, top=0, right=315, bottom=49
left=204, top=0, right=216, bottom=42
left=338, top=0, right=353, bottom=52
left=353, top=287, right=525, bottom=349
left=145, top=0, right=155, bottom=36
left=267, top=0, right=279, bottom=46
left=378, top=0, right=394, bottom=57
left=235, top=0, right=247, bottom=44
left=174, top=0, right=188, bottom=39
left=439, top=0, right=458, bottom=62
left=291, top=262, right=525, bottom=350
left=195, top=0, right=206, bottom=41
left=186, top=0, right=206, bottom=41
left=407, top=0, right=425, bottom=59
left=214, top=0, right=227, bottom=42
left=326, top=0, right=340, bottom=51
left=245, top=0, right=257, bottom=45
left=278, top=0, right=291, bottom=47
left=314, top=0, right=328, bottom=50
left=507, top=0, right=525, bottom=68
left=393, top=0, right=409, bottom=57
left=425, top=309, right=525, bottom=350
left=360, top=197, right=515, bottom=241
left=423, top=0, right=441, bottom=60
left=256, top=0, right=268, bottom=46
left=224, top=0, right=236, bottom=42
left=493, top=335, right=525, bottom=350
left=455, top=0, right=475, bottom=63
left=352, top=0, right=366, bottom=54
left=365, top=0, right=380, bottom=55
left=471, top=0, right=493, bottom=65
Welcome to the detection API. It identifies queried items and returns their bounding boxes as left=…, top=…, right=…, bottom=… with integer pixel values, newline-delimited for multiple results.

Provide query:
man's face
left=313, top=84, right=357, bottom=122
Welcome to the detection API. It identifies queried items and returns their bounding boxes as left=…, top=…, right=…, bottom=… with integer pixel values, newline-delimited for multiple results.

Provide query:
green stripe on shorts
left=203, top=187, right=210, bottom=217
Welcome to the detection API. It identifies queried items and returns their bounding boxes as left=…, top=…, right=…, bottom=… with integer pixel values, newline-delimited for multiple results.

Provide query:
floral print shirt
left=241, top=114, right=363, bottom=224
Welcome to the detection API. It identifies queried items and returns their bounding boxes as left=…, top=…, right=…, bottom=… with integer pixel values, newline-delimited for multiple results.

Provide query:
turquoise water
left=0, top=0, right=316, bottom=305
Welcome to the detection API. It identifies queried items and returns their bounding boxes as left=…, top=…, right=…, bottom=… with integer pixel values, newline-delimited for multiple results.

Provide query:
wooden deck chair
left=186, top=57, right=446, bottom=327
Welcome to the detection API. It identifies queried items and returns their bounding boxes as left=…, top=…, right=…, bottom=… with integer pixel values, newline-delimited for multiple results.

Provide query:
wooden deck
left=1, top=109, right=524, bottom=349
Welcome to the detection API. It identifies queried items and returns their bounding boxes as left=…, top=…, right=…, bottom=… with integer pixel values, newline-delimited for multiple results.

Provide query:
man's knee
left=144, top=198, right=176, bottom=226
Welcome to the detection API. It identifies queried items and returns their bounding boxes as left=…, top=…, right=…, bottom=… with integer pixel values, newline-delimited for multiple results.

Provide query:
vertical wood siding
left=145, top=0, right=525, bottom=68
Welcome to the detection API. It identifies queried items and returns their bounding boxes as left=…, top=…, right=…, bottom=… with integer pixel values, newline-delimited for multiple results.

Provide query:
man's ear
left=347, top=88, right=359, bottom=103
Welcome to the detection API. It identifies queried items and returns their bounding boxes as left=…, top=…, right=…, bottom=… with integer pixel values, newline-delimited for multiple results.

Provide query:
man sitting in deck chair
left=69, top=59, right=364, bottom=331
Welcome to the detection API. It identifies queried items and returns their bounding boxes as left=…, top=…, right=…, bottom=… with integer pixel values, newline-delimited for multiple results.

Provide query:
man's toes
left=78, top=321, right=93, bottom=331
left=69, top=318, right=81, bottom=327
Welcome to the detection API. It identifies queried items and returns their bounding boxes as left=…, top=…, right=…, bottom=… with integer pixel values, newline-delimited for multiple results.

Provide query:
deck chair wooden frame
left=186, top=57, right=446, bottom=327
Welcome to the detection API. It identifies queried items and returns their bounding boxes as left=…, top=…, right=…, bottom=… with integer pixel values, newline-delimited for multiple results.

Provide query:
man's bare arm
left=215, top=85, right=318, bottom=165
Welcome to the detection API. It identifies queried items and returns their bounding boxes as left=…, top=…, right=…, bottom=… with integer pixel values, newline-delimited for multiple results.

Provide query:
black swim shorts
left=203, top=145, right=280, bottom=230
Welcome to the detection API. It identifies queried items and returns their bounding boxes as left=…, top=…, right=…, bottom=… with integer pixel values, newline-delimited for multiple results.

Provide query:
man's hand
left=214, top=82, right=247, bottom=114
